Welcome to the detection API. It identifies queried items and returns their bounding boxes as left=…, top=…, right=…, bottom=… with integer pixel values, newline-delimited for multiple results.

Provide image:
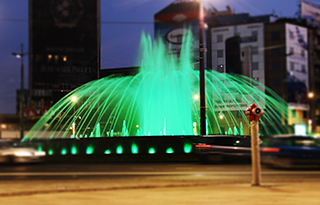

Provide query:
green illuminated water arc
left=23, top=31, right=307, bottom=141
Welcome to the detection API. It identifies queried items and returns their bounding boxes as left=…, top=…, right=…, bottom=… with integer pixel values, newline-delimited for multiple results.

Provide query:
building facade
left=28, top=0, right=100, bottom=118
left=154, top=0, right=320, bottom=135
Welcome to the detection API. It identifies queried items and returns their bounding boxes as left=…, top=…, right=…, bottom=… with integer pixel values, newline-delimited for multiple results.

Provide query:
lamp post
left=199, top=0, right=206, bottom=135
left=12, top=43, right=25, bottom=139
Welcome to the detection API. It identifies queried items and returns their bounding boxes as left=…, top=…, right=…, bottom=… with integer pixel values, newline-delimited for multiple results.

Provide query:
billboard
left=154, top=1, right=200, bottom=62
left=285, top=23, right=309, bottom=109
left=301, top=0, right=320, bottom=27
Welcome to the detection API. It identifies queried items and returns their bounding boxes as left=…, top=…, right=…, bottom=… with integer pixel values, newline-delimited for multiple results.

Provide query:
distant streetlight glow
left=308, top=92, right=314, bottom=99
left=71, top=96, right=78, bottom=102
left=219, top=111, right=224, bottom=119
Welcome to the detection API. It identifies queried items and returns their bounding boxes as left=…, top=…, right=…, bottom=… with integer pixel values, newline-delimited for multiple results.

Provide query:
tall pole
left=20, top=43, right=24, bottom=140
left=251, top=120, right=261, bottom=186
left=12, top=43, right=25, bottom=140
left=199, top=0, right=206, bottom=135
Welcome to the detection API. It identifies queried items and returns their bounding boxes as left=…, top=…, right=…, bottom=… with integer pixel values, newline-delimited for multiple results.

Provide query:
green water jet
left=23, top=31, right=307, bottom=141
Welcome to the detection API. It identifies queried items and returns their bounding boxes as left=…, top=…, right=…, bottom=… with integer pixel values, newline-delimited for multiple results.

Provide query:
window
left=292, top=110, right=296, bottom=117
left=272, top=47, right=280, bottom=55
left=217, top=34, right=223, bottom=43
left=273, top=62, right=280, bottom=71
left=217, top=64, right=224, bottom=72
left=271, top=31, right=280, bottom=40
left=252, top=62, right=259, bottom=70
left=252, top=31, right=258, bottom=37
left=290, top=62, right=295, bottom=71
left=252, top=46, right=258, bottom=55
left=301, top=65, right=306, bottom=73
left=290, top=47, right=294, bottom=54
left=273, top=78, right=281, bottom=87
left=54, top=55, right=59, bottom=64
left=217, top=50, right=223, bottom=58
left=253, top=77, right=259, bottom=85
left=301, top=49, right=305, bottom=57
left=303, top=111, right=307, bottom=119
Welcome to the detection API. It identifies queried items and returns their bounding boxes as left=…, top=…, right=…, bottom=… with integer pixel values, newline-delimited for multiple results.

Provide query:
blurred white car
left=0, top=139, right=46, bottom=163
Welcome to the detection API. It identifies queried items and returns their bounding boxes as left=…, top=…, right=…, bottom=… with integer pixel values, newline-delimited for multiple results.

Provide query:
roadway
left=0, top=162, right=320, bottom=204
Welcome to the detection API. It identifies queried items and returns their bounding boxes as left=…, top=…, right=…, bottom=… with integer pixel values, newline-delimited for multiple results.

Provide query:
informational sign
left=285, top=23, right=309, bottom=109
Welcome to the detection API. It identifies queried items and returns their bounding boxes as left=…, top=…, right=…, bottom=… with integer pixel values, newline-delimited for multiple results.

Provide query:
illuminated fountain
left=24, top=32, right=304, bottom=142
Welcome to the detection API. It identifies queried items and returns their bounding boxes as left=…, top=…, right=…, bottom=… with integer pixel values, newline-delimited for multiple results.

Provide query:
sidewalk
left=0, top=174, right=319, bottom=205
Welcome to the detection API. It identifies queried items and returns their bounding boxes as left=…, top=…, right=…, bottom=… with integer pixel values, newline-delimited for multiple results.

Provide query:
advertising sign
left=154, top=1, right=200, bottom=62
left=285, top=23, right=309, bottom=109
left=301, top=0, right=320, bottom=27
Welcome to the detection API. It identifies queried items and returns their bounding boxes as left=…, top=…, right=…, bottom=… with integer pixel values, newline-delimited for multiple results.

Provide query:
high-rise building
left=28, top=0, right=100, bottom=114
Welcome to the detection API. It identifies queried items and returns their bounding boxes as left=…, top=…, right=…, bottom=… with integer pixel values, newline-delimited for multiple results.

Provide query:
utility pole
left=199, top=0, right=206, bottom=136
left=12, top=43, right=25, bottom=139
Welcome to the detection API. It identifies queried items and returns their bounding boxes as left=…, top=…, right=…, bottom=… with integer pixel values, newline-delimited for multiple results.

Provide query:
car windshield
left=199, top=136, right=251, bottom=147
left=0, top=141, right=13, bottom=148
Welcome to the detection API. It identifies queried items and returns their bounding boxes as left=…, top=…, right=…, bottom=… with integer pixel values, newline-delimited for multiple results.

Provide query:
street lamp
left=199, top=0, right=206, bottom=135
left=12, top=43, right=26, bottom=139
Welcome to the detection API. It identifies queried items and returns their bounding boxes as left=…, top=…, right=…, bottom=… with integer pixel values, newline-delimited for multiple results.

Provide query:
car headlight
left=35, top=151, right=46, bottom=156
left=14, top=152, right=33, bottom=157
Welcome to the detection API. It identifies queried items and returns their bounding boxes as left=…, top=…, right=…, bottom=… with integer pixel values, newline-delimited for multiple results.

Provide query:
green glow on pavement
left=61, top=148, right=67, bottom=155
left=166, top=147, right=174, bottom=154
left=86, top=146, right=94, bottom=154
left=184, top=144, right=192, bottom=153
left=148, top=147, right=155, bottom=154
left=116, top=146, right=123, bottom=154
left=131, top=143, right=138, bottom=154
left=71, top=146, right=77, bottom=155
left=48, top=149, right=54, bottom=155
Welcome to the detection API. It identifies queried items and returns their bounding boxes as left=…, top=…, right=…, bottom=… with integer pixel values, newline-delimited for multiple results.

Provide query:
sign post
left=244, top=103, right=264, bottom=186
